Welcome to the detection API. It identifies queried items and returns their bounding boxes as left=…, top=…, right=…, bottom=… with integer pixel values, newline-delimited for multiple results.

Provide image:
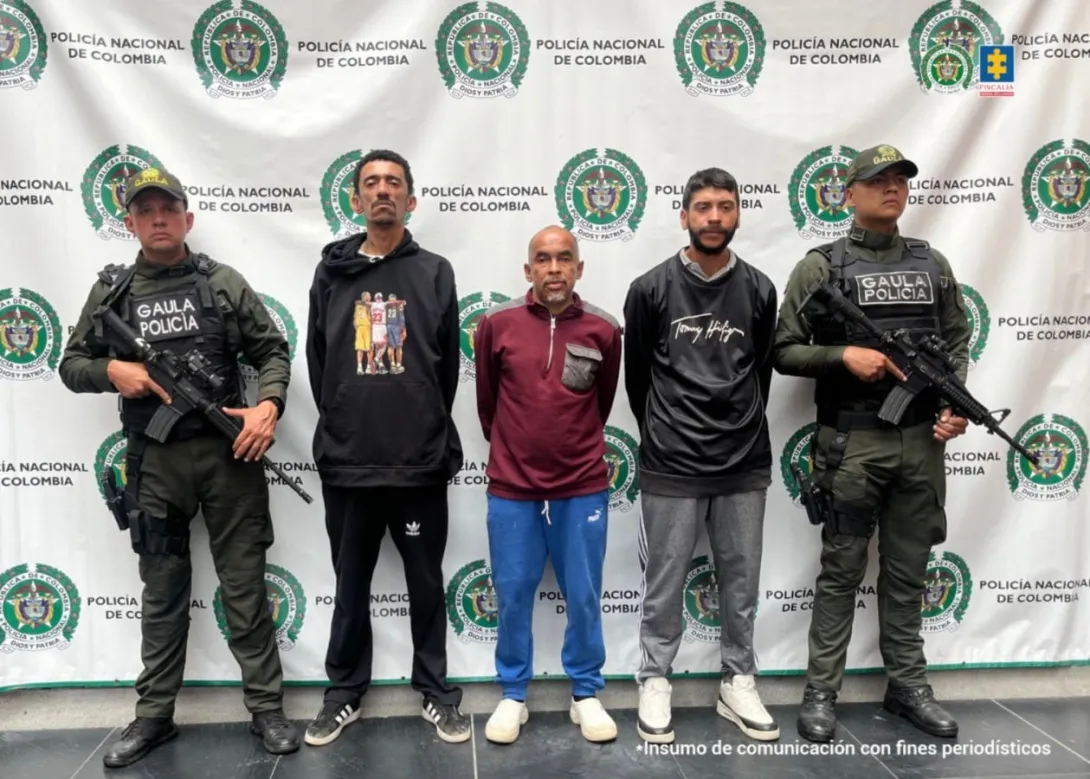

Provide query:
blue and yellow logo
left=980, top=45, right=1014, bottom=83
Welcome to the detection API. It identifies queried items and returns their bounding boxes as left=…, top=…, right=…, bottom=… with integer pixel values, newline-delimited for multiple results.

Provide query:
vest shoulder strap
left=902, top=237, right=932, bottom=261
left=188, top=254, right=222, bottom=311
left=811, top=237, right=849, bottom=266
left=811, top=238, right=850, bottom=289
left=811, top=241, right=835, bottom=262
left=194, top=254, right=218, bottom=275
left=97, top=262, right=129, bottom=286
left=98, top=263, right=137, bottom=310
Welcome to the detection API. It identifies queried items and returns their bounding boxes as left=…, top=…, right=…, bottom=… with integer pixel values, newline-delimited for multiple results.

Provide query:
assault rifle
left=801, top=282, right=1039, bottom=468
left=91, top=303, right=313, bottom=504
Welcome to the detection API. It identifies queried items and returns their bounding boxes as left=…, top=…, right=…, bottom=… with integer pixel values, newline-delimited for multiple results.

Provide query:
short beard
left=689, top=226, right=735, bottom=255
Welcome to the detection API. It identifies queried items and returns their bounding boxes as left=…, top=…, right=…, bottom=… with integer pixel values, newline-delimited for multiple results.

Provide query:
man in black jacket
left=623, top=168, right=779, bottom=745
left=303, top=149, right=469, bottom=746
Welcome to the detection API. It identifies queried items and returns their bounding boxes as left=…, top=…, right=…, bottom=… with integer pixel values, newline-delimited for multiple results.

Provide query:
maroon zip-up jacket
left=474, top=289, right=623, bottom=500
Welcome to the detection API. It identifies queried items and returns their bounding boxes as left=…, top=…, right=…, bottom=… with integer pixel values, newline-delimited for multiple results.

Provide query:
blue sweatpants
left=485, top=490, right=608, bottom=700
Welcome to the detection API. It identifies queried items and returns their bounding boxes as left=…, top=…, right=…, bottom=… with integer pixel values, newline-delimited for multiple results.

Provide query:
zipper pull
left=545, top=315, right=556, bottom=373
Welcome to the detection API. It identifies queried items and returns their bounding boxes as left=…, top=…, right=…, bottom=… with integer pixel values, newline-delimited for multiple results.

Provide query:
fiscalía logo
left=789, top=145, right=859, bottom=240
left=436, top=2, right=529, bottom=99
left=0, top=0, right=47, bottom=90
left=1007, top=413, right=1087, bottom=502
left=555, top=148, right=647, bottom=243
left=604, top=425, right=639, bottom=513
left=1022, top=139, right=1090, bottom=233
left=683, top=555, right=720, bottom=643
left=320, top=149, right=411, bottom=238
left=458, top=291, right=511, bottom=383
left=214, top=564, right=305, bottom=652
left=445, top=559, right=498, bottom=644
left=94, top=430, right=127, bottom=500
left=0, top=562, right=80, bottom=652
left=909, top=0, right=1003, bottom=94
left=959, top=283, right=990, bottom=369
left=0, top=287, right=61, bottom=382
left=674, top=2, right=766, bottom=98
left=81, top=144, right=165, bottom=241
left=191, top=0, right=288, bottom=100
left=238, top=294, right=298, bottom=383
left=780, top=422, right=817, bottom=506
left=920, top=550, right=972, bottom=633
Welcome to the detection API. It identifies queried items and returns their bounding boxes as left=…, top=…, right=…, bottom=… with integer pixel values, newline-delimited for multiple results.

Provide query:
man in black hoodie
left=303, top=149, right=469, bottom=746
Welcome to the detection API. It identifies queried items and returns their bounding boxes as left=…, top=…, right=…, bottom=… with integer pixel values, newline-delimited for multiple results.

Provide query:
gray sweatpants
left=636, top=489, right=767, bottom=682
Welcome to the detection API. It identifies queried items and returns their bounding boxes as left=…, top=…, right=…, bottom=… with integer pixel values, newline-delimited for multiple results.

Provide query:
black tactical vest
left=99, top=255, right=242, bottom=441
left=811, top=236, right=943, bottom=422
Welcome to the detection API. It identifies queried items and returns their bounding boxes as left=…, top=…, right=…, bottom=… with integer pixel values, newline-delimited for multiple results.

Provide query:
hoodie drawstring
left=542, top=501, right=551, bottom=525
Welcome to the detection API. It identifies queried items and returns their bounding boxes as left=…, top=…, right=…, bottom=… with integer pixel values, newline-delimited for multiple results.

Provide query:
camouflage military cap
left=122, top=167, right=188, bottom=207
left=845, top=145, right=919, bottom=186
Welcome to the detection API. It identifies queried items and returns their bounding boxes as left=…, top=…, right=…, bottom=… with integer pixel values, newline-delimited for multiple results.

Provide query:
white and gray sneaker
left=422, top=697, right=472, bottom=743
left=485, top=698, right=529, bottom=744
left=717, top=674, right=780, bottom=741
left=637, top=676, right=674, bottom=743
left=304, top=700, right=360, bottom=746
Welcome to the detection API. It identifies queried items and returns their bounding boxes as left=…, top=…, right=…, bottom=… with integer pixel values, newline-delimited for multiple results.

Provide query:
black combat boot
left=883, top=684, right=958, bottom=737
left=102, top=716, right=179, bottom=768
left=797, top=685, right=837, bottom=742
left=252, top=708, right=301, bottom=754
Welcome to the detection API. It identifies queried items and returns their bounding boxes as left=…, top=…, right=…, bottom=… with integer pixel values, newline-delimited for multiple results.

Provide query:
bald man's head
left=525, top=224, right=583, bottom=312
left=527, top=225, right=579, bottom=259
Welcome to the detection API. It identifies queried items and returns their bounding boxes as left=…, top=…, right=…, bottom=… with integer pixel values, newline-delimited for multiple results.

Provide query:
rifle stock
left=806, top=283, right=1041, bottom=469
left=91, top=304, right=314, bottom=504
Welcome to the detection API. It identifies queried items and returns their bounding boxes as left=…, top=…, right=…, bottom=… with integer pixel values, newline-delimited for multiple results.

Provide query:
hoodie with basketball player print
left=305, top=229, right=464, bottom=489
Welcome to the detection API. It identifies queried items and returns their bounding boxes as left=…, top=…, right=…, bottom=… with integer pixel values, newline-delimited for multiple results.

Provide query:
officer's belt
left=817, top=404, right=933, bottom=431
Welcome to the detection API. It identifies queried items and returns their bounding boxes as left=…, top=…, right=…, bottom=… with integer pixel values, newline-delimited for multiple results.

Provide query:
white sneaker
left=484, top=698, right=528, bottom=744
left=717, top=674, right=780, bottom=741
left=569, top=697, right=617, bottom=743
left=637, top=676, right=674, bottom=743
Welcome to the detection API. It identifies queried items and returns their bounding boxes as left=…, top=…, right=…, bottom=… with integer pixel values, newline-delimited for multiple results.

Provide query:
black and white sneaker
left=422, top=698, right=471, bottom=743
left=304, top=700, right=361, bottom=747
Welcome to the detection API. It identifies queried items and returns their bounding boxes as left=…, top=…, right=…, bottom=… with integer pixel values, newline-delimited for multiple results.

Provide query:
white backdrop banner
left=1, top=0, right=1089, bottom=693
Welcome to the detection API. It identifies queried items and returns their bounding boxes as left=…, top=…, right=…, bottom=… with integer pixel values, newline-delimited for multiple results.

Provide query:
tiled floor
left=2, top=698, right=1088, bottom=778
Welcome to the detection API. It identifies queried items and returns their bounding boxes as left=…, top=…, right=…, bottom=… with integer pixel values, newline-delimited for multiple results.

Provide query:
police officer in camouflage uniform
left=772, top=145, right=971, bottom=743
left=59, top=168, right=300, bottom=768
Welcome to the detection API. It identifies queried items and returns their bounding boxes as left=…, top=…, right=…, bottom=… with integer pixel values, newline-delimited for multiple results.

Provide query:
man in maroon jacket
left=474, top=225, right=622, bottom=745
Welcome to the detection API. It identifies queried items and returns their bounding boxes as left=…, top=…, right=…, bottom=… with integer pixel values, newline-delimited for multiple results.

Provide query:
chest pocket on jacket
left=562, top=343, right=602, bottom=392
